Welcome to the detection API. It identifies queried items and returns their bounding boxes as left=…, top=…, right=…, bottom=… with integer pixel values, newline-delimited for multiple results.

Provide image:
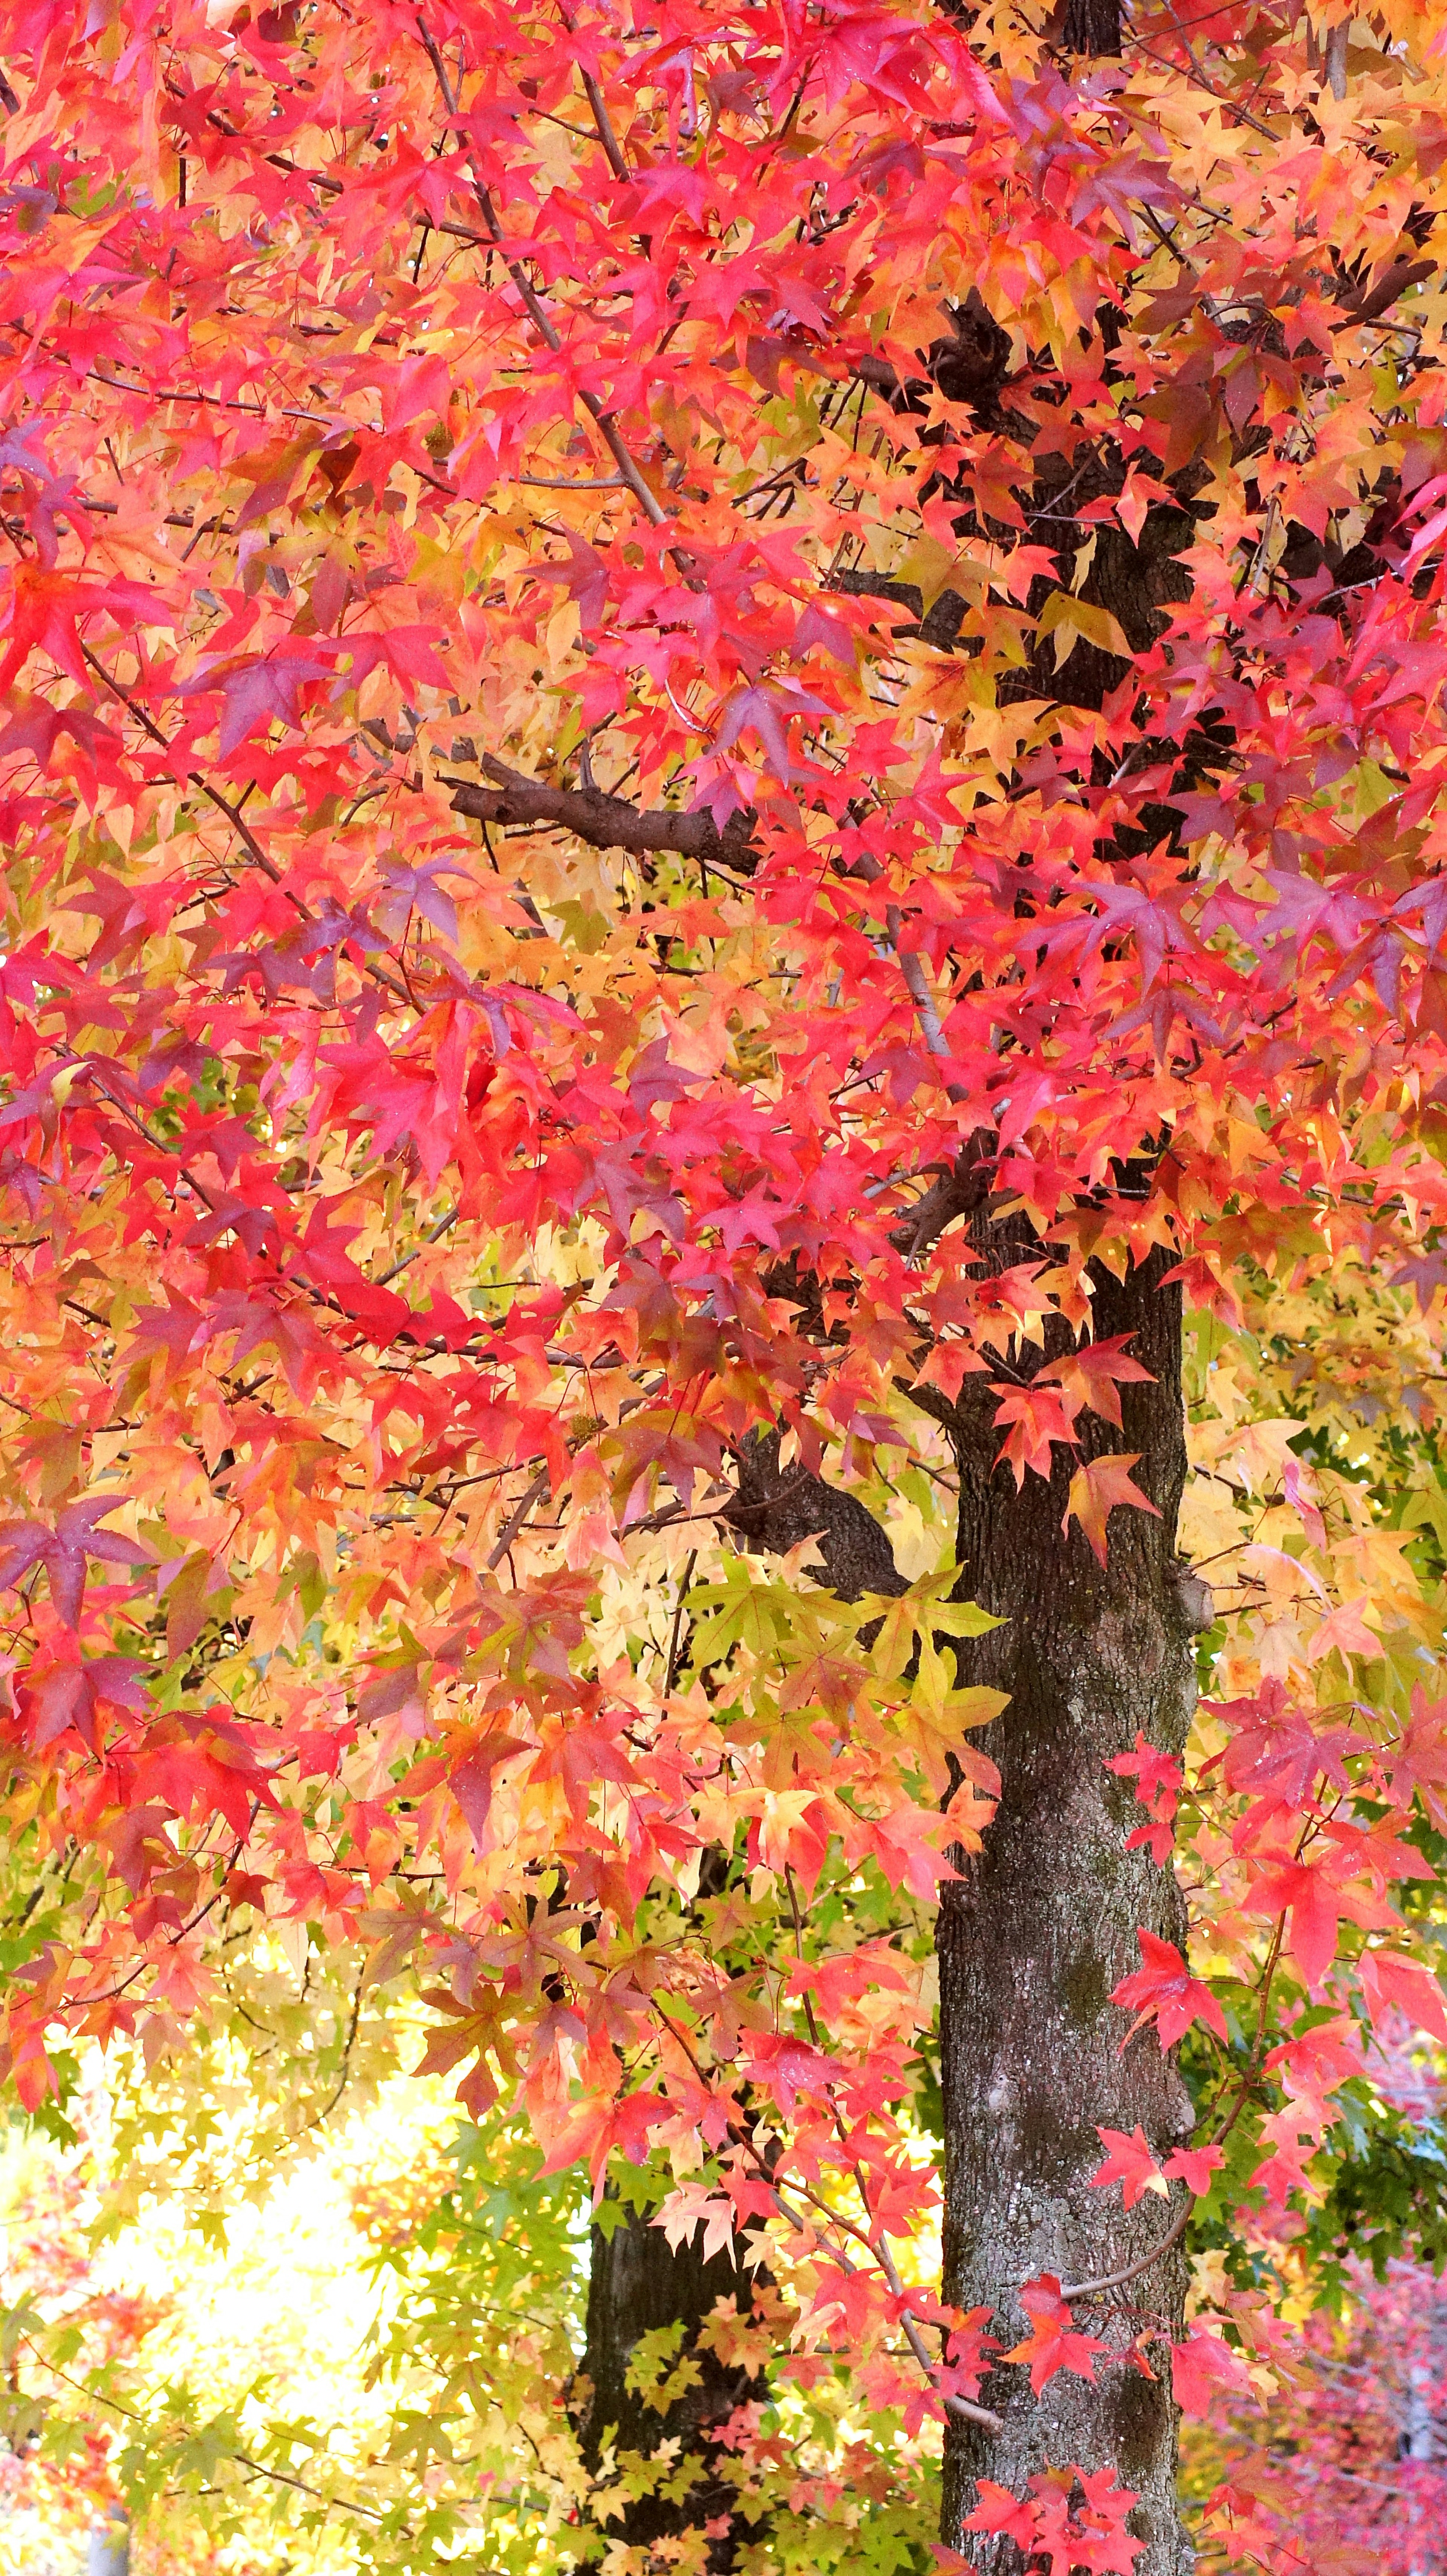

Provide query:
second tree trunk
left=574, top=2201, right=763, bottom=2570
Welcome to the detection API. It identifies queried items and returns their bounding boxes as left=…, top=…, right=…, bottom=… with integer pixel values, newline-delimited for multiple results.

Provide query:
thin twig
left=23, top=2342, right=393, bottom=2527
left=486, top=1466, right=551, bottom=1573
left=650, top=1999, right=1003, bottom=2434
left=662, top=1551, right=697, bottom=1699
left=415, top=15, right=667, bottom=527
left=306, top=1962, right=366, bottom=2128
left=1062, top=1912, right=1288, bottom=2302
left=374, top=1207, right=460, bottom=1285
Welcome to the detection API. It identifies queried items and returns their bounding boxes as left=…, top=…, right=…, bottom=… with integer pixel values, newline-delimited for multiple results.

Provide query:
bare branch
left=445, top=756, right=759, bottom=870
left=1332, top=255, right=1434, bottom=330
left=1060, top=2198, right=1192, bottom=2303
left=889, top=1132, right=998, bottom=1258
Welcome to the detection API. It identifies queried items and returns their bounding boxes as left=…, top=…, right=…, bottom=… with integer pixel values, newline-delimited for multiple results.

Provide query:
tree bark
left=1061, top=0, right=1122, bottom=55
left=574, top=2201, right=765, bottom=2571
left=724, top=1427, right=910, bottom=1602
left=935, top=1245, right=1204, bottom=2573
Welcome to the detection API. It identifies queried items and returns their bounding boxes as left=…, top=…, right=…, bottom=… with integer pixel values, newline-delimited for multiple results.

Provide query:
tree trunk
left=936, top=1246, right=1204, bottom=2573
left=574, top=2202, right=764, bottom=2571
left=1061, top=0, right=1122, bottom=54
left=575, top=1435, right=907, bottom=2566
left=85, top=2513, right=130, bottom=2576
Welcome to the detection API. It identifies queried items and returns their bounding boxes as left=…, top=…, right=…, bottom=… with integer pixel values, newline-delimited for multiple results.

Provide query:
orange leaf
left=1062, top=1453, right=1161, bottom=1566
left=1003, top=2274, right=1108, bottom=2391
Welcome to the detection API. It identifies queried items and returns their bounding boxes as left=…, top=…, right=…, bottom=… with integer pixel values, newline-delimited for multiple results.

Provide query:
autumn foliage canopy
left=3, top=0, right=1447, bottom=2563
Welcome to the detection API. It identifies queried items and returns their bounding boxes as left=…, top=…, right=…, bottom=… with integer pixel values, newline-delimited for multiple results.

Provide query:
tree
left=2, top=0, right=1447, bottom=2567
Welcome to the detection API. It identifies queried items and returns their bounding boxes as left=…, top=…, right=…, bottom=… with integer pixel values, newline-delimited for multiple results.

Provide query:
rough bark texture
left=574, top=2203, right=765, bottom=2571
left=446, top=757, right=759, bottom=870
left=936, top=1246, right=1204, bottom=2573
left=1061, top=0, right=1122, bottom=54
left=724, top=1427, right=910, bottom=1600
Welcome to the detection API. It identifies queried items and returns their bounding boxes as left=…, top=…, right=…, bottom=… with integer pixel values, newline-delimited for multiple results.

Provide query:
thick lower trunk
left=574, top=2203, right=763, bottom=2570
left=938, top=1249, right=1200, bottom=2572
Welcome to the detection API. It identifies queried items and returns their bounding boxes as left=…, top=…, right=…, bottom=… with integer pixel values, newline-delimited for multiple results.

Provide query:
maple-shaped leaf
left=1163, top=2143, right=1224, bottom=2196
left=863, top=1575, right=999, bottom=1685
left=1002, top=2466, right=1146, bottom=2576
left=685, top=1575, right=795, bottom=1668
left=991, top=1380, right=1082, bottom=1483
left=1171, top=2323, right=1255, bottom=2419
left=1091, top=2124, right=1169, bottom=2208
left=340, top=625, right=450, bottom=691
left=1040, top=1333, right=1155, bottom=1429
left=1003, top=2275, right=1107, bottom=2390
left=359, top=1904, right=430, bottom=1990
left=1111, top=1930, right=1228, bottom=2050
left=596, top=2091, right=669, bottom=2175
left=939, top=2306, right=997, bottom=2404
left=449, top=1736, right=530, bottom=1848
left=1062, top=1453, right=1162, bottom=1566
left=7, top=2028, right=57, bottom=2114
left=1356, top=1945, right=1447, bottom=2044
left=713, top=679, right=828, bottom=784
left=98, top=1801, right=176, bottom=1893
left=18, top=1650, right=148, bottom=1754
left=0, top=1499, right=143, bottom=1626
left=0, top=693, right=118, bottom=775
left=1051, top=2465, right=1146, bottom=2576
left=184, top=647, right=332, bottom=756
left=0, top=1517, right=52, bottom=1594
left=1244, top=1855, right=1365, bottom=1993
left=1106, top=1731, right=1182, bottom=1864
left=1037, top=586, right=1133, bottom=668
left=1380, top=1685, right=1447, bottom=1830
left=654, top=2183, right=739, bottom=2264
left=530, top=529, right=611, bottom=629
left=961, top=2483, right=1036, bottom=2548
left=1216, top=1679, right=1362, bottom=1812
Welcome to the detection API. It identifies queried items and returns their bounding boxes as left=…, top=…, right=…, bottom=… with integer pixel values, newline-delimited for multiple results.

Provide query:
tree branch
left=723, top=1430, right=908, bottom=1601
left=1332, top=255, right=1434, bottom=331
left=889, top=1131, right=998, bottom=1258
left=444, top=757, right=759, bottom=869
left=416, top=15, right=670, bottom=529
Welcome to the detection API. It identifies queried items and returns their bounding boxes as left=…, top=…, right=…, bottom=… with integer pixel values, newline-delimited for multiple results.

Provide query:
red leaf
left=1171, top=2324, right=1256, bottom=2418
left=991, top=1380, right=1082, bottom=1483
left=1039, top=1333, right=1155, bottom=1429
left=1111, top=1930, right=1228, bottom=2050
left=449, top=1736, right=529, bottom=1847
left=962, top=2481, right=1037, bottom=2547
left=1356, top=1946, right=1447, bottom=2044
left=1244, top=1857, right=1352, bottom=1993
left=1003, top=2275, right=1108, bottom=2391
left=1091, top=2124, right=1169, bottom=2209
left=1163, top=2143, right=1224, bottom=2196
left=188, top=648, right=332, bottom=755
left=10, top=2032, right=57, bottom=2112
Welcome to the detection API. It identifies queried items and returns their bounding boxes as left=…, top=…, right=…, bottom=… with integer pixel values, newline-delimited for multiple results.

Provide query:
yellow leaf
left=1037, top=588, right=1133, bottom=668
left=895, top=533, right=963, bottom=611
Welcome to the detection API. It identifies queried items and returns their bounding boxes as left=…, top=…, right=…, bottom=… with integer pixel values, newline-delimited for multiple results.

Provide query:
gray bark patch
left=936, top=1248, right=1196, bottom=2574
